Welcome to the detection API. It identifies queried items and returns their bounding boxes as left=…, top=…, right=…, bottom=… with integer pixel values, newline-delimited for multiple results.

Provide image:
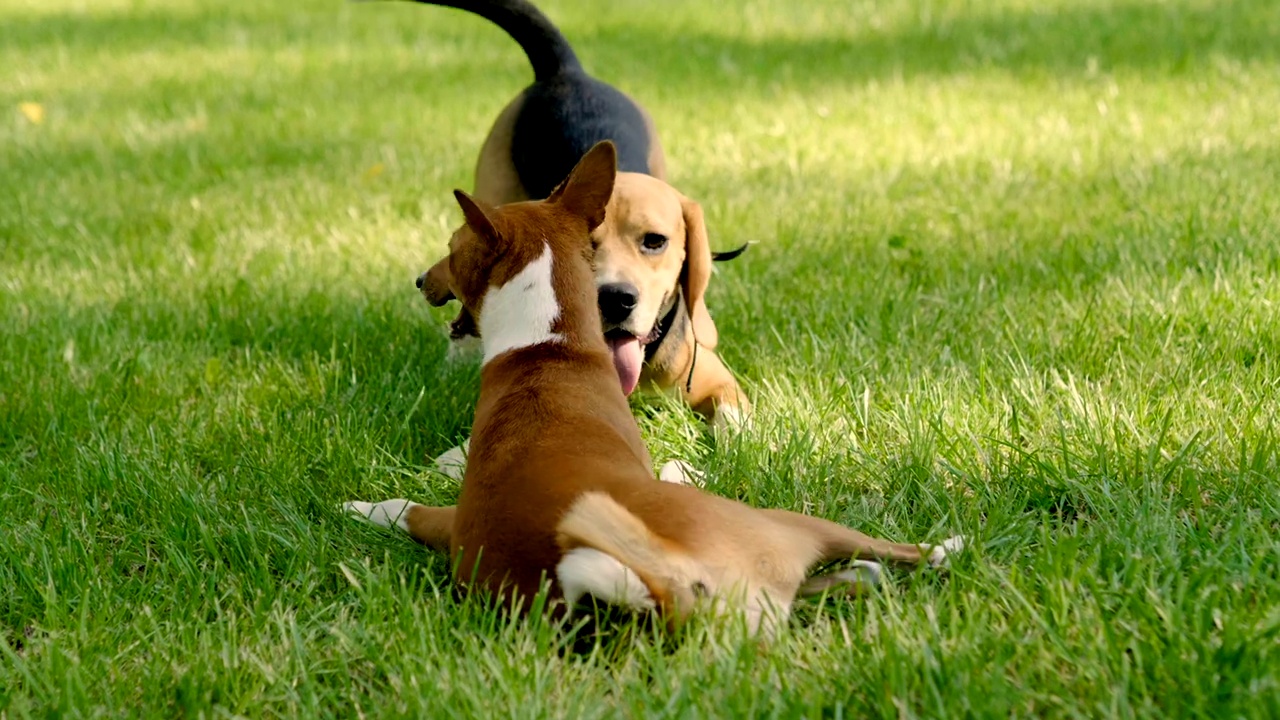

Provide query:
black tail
left=393, top=0, right=581, bottom=82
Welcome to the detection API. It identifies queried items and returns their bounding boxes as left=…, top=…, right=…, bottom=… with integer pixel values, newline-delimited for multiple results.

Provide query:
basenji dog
left=346, top=142, right=965, bottom=637
left=389, top=0, right=749, bottom=432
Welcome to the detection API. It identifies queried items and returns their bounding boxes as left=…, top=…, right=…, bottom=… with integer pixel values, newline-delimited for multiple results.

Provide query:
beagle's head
left=591, top=172, right=722, bottom=355
left=418, top=160, right=739, bottom=395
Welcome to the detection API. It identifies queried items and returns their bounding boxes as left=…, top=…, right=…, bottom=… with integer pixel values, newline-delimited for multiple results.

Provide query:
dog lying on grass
left=347, top=142, right=965, bottom=637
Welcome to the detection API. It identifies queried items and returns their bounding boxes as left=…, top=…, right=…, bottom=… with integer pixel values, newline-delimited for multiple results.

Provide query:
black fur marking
left=511, top=73, right=652, bottom=199
left=395, top=1, right=653, bottom=197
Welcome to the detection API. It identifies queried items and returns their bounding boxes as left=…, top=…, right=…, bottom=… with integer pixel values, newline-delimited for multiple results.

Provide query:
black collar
left=644, top=290, right=685, bottom=363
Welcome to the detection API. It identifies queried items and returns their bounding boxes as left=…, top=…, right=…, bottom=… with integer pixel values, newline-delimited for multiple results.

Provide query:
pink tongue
left=607, top=336, right=643, bottom=396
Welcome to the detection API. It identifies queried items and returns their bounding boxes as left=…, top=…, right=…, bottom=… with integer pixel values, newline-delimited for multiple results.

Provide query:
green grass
left=3, top=0, right=1280, bottom=715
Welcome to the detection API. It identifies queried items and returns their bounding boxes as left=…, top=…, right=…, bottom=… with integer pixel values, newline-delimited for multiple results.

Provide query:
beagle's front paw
left=658, top=459, right=705, bottom=486
left=433, top=440, right=470, bottom=481
left=343, top=499, right=418, bottom=533
left=711, top=405, right=747, bottom=434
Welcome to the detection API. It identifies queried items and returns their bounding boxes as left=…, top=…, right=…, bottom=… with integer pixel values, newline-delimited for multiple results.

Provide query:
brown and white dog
left=399, top=0, right=749, bottom=433
left=347, top=143, right=964, bottom=637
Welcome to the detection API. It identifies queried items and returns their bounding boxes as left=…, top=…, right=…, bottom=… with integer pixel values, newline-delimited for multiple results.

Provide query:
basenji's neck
left=478, top=242, right=599, bottom=364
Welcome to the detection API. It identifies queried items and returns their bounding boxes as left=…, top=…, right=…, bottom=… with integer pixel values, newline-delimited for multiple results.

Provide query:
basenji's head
left=419, top=142, right=627, bottom=377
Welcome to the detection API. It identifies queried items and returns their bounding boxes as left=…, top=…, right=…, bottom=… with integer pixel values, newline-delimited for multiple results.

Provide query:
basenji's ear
left=419, top=256, right=456, bottom=307
left=547, top=141, right=617, bottom=232
left=679, top=195, right=719, bottom=350
left=454, top=189, right=500, bottom=242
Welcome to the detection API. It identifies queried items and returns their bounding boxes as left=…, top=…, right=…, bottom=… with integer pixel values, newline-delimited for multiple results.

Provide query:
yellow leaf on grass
left=19, top=102, right=45, bottom=125
left=204, top=357, right=223, bottom=385
left=363, top=162, right=385, bottom=180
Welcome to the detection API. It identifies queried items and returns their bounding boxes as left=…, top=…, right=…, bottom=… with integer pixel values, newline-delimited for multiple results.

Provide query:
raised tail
left=392, top=0, right=581, bottom=81
left=555, top=491, right=704, bottom=620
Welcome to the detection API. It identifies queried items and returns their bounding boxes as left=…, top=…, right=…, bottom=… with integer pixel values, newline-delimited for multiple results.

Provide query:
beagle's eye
left=640, top=233, right=668, bottom=254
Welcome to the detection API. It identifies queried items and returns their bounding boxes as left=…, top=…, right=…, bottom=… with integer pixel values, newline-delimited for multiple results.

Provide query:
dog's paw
left=829, top=560, right=884, bottom=590
left=711, top=405, right=747, bottom=434
left=343, top=499, right=416, bottom=533
left=658, top=459, right=705, bottom=486
left=798, top=559, right=884, bottom=598
left=927, top=535, right=968, bottom=569
left=433, top=440, right=470, bottom=481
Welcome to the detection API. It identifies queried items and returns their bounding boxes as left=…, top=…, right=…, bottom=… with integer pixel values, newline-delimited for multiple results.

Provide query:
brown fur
left=425, top=86, right=747, bottom=426
left=352, top=143, right=963, bottom=633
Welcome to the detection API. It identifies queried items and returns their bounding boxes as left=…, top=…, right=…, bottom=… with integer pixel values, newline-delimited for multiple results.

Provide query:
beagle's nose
left=598, top=283, right=639, bottom=325
left=415, top=272, right=425, bottom=289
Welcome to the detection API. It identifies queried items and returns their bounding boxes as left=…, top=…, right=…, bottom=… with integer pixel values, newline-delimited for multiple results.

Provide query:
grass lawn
left=4, top=0, right=1280, bottom=715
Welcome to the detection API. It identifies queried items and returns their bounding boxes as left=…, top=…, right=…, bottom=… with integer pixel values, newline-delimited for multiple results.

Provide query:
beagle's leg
left=433, top=439, right=471, bottom=481
left=344, top=500, right=455, bottom=553
left=684, top=345, right=750, bottom=431
left=761, top=508, right=966, bottom=569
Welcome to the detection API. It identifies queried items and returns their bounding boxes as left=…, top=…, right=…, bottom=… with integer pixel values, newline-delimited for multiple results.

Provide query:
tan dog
left=401, top=0, right=748, bottom=429
left=347, top=143, right=964, bottom=637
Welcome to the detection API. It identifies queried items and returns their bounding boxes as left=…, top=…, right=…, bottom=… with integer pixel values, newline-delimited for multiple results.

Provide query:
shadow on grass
left=601, top=0, right=1277, bottom=89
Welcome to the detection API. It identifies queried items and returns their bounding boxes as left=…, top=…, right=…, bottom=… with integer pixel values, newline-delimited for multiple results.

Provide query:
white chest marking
left=480, top=243, right=563, bottom=364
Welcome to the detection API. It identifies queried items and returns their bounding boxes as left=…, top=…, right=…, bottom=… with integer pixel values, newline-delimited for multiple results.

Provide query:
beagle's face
left=591, top=172, right=688, bottom=346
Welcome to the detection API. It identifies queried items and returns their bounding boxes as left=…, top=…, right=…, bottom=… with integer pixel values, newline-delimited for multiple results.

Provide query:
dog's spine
left=399, top=0, right=581, bottom=81
left=555, top=492, right=698, bottom=619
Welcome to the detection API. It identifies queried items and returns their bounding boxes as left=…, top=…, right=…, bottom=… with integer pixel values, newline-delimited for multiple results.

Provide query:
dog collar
left=644, top=290, right=686, bottom=363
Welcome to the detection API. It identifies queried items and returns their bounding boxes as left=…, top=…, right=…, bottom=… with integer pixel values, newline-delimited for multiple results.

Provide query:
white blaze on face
left=480, top=243, right=564, bottom=364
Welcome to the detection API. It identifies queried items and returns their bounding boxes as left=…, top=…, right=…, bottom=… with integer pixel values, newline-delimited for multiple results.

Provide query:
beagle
left=398, top=0, right=750, bottom=429
left=346, top=143, right=964, bottom=637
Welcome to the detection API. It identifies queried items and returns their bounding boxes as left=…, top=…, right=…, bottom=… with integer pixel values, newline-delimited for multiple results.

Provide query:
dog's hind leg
left=344, top=499, right=455, bottom=553
left=797, top=561, right=884, bottom=598
left=761, top=509, right=965, bottom=569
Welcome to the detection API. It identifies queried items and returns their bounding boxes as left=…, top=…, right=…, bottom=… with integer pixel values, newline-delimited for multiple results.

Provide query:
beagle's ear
left=418, top=256, right=456, bottom=307
left=679, top=195, right=719, bottom=350
left=547, top=141, right=617, bottom=232
left=454, top=189, right=500, bottom=241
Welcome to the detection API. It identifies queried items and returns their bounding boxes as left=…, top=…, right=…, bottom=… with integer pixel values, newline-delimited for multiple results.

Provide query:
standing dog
left=397, top=0, right=749, bottom=427
left=347, top=143, right=964, bottom=637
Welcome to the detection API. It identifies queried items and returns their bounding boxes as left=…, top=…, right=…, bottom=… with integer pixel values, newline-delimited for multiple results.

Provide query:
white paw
left=433, top=439, right=470, bottom=481
left=658, top=459, right=705, bottom=486
left=712, top=405, right=746, bottom=434
left=927, top=535, right=968, bottom=568
left=343, top=499, right=417, bottom=533
left=830, top=560, right=884, bottom=589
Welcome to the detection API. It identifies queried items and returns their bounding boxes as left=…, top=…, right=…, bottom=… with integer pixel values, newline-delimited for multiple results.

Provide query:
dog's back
left=451, top=340, right=657, bottom=603
left=402, top=0, right=660, bottom=197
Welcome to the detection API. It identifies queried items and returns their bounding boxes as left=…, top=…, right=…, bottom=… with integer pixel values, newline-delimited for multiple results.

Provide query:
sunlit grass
left=3, top=0, right=1279, bottom=716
